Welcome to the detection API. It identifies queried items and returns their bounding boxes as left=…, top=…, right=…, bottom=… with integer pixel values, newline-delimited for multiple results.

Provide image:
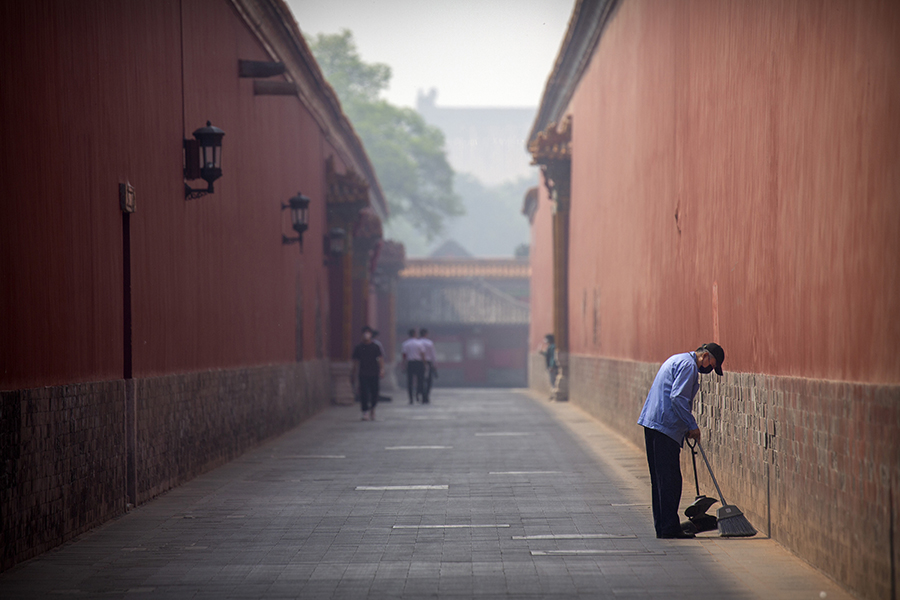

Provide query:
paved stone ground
left=0, top=388, right=854, bottom=599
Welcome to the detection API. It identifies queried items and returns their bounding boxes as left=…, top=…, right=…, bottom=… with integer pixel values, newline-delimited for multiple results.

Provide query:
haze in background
left=287, top=0, right=575, bottom=256
left=287, top=0, right=575, bottom=108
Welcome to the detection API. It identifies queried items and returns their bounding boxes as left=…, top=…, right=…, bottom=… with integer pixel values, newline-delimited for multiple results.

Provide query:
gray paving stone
left=0, top=389, right=855, bottom=599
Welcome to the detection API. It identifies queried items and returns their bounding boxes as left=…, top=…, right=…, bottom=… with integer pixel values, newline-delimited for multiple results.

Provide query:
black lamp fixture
left=282, top=192, right=311, bottom=248
left=184, top=121, right=225, bottom=199
left=323, top=227, right=347, bottom=264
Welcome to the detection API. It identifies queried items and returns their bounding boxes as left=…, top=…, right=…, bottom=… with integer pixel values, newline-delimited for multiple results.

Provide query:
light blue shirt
left=637, top=352, right=700, bottom=446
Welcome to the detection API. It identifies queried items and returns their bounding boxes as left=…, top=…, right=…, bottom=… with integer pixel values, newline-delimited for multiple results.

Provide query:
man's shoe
left=660, top=530, right=695, bottom=539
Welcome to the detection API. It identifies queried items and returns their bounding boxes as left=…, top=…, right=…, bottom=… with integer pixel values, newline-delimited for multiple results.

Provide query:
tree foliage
left=308, top=30, right=462, bottom=239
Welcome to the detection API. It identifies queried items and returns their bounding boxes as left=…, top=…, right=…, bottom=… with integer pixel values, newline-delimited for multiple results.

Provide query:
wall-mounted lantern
left=184, top=121, right=225, bottom=199
left=282, top=192, right=310, bottom=249
left=323, top=227, right=346, bottom=264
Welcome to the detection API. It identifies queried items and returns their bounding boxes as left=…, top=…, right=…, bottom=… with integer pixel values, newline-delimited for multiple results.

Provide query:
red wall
left=1, top=0, right=338, bottom=388
left=0, top=1, right=183, bottom=388
left=566, top=0, right=900, bottom=383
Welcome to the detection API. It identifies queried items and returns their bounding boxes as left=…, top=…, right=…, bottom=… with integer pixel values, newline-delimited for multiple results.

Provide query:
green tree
left=308, top=30, right=462, bottom=239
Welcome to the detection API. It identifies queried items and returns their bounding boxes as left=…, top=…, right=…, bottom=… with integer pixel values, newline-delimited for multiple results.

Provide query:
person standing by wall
left=351, top=326, right=384, bottom=421
left=637, top=343, right=724, bottom=538
left=401, top=328, right=425, bottom=404
left=419, top=328, right=437, bottom=404
left=539, top=333, right=558, bottom=389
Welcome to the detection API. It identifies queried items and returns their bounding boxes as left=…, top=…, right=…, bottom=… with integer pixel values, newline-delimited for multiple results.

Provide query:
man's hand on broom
left=687, top=428, right=701, bottom=441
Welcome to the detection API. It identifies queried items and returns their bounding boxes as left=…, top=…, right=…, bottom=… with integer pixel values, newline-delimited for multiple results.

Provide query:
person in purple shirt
left=637, top=343, right=724, bottom=538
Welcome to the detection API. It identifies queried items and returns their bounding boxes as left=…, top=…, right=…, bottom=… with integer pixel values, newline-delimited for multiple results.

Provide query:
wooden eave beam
left=238, top=59, right=287, bottom=78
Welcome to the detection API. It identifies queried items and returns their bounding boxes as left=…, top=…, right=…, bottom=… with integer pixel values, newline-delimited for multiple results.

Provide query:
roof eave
left=527, top=0, right=620, bottom=146
left=230, top=0, right=389, bottom=220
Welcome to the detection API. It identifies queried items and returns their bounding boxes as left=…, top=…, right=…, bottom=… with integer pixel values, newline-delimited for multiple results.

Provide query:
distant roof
left=397, top=278, right=529, bottom=326
left=400, top=258, right=530, bottom=279
left=429, top=239, right=472, bottom=258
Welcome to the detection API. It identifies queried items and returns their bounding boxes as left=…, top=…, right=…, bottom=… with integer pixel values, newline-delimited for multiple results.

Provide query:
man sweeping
left=637, top=343, right=724, bottom=539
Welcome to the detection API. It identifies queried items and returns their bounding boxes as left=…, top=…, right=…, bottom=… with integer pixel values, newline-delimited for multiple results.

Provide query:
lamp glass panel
left=201, top=144, right=221, bottom=170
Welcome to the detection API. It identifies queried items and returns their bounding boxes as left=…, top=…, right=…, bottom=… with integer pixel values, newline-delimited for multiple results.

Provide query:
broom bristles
left=716, top=504, right=757, bottom=537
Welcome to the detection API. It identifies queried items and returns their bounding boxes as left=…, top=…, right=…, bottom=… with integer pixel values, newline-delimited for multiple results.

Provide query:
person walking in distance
left=350, top=326, right=384, bottom=421
left=401, top=328, right=425, bottom=404
left=637, top=343, right=725, bottom=538
left=419, top=328, right=437, bottom=404
left=371, top=329, right=385, bottom=357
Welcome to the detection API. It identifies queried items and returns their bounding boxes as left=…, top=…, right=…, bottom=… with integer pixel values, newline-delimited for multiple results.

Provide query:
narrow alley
left=0, top=390, right=851, bottom=599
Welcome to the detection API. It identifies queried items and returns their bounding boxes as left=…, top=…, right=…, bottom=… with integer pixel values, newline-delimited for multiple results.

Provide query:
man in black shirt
left=351, top=326, right=384, bottom=421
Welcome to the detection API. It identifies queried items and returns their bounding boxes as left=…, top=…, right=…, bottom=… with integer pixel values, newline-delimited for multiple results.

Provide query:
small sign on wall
left=119, top=182, right=136, bottom=213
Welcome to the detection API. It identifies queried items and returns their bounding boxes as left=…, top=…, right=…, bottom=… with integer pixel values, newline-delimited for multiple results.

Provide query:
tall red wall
left=1, top=0, right=336, bottom=389
left=0, top=1, right=182, bottom=388
left=1, top=0, right=349, bottom=569
left=567, top=0, right=900, bottom=384
left=556, top=2, right=900, bottom=597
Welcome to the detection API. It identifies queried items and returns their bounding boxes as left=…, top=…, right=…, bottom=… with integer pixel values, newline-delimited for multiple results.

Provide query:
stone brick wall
left=1, top=381, right=126, bottom=571
left=136, top=361, right=331, bottom=503
left=528, top=352, right=554, bottom=398
left=567, top=354, right=900, bottom=600
left=1, top=360, right=331, bottom=572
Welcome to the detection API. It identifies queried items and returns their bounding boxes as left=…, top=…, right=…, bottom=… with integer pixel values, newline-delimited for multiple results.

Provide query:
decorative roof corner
left=529, top=115, right=573, bottom=165
left=326, top=156, right=371, bottom=224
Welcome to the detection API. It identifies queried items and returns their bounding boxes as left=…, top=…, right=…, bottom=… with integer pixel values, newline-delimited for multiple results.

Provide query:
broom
left=695, top=441, right=757, bottom=537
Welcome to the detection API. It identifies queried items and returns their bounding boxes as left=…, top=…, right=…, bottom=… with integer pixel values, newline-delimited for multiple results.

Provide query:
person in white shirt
left=418, top=328, right=437, bottom=404
left=400, top=329, right=425, bottom=404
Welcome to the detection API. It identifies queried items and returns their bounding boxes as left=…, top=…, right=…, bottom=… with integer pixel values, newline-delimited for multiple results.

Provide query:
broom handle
left=687, top=438, right=701, bottom=496
left=695, top=440, right=731, bottom=506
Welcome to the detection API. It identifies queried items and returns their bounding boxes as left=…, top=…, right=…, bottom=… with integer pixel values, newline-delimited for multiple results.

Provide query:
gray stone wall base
left=565, top=353, right=900, bottom=600
left=1, top=361, right=331, bottom=572
left=329, top=361, right=355, bottom=405
left=1, top=380, right=126, bottom=571
left=528, top=352, right=555, bottom=399
left=135, top=361, right=330, bottom=503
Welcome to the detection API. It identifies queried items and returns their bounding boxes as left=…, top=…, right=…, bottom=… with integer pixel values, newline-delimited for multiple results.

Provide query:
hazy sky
left=285, top=0, right=576, bottom=108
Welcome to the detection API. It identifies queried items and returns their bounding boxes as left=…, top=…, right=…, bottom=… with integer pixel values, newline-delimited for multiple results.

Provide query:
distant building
left=429, top=239, right=472, bottom=258
left=417, top=89, right=537, bottom=185
left=396, top=258, right=529, bottom=386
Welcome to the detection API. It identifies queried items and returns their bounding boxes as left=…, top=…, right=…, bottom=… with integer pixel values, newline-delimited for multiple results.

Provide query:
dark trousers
left=406, top=360, right=424, bottom=403
left=423, top=363, right=434, bottom=403
left=359, top=375, right=380, bottom=413
left=643, top=426, right=683, bottom=537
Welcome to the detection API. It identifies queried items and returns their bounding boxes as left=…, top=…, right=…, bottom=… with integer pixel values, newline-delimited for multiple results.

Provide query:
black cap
left=701, top=343, right=725, bottom=375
